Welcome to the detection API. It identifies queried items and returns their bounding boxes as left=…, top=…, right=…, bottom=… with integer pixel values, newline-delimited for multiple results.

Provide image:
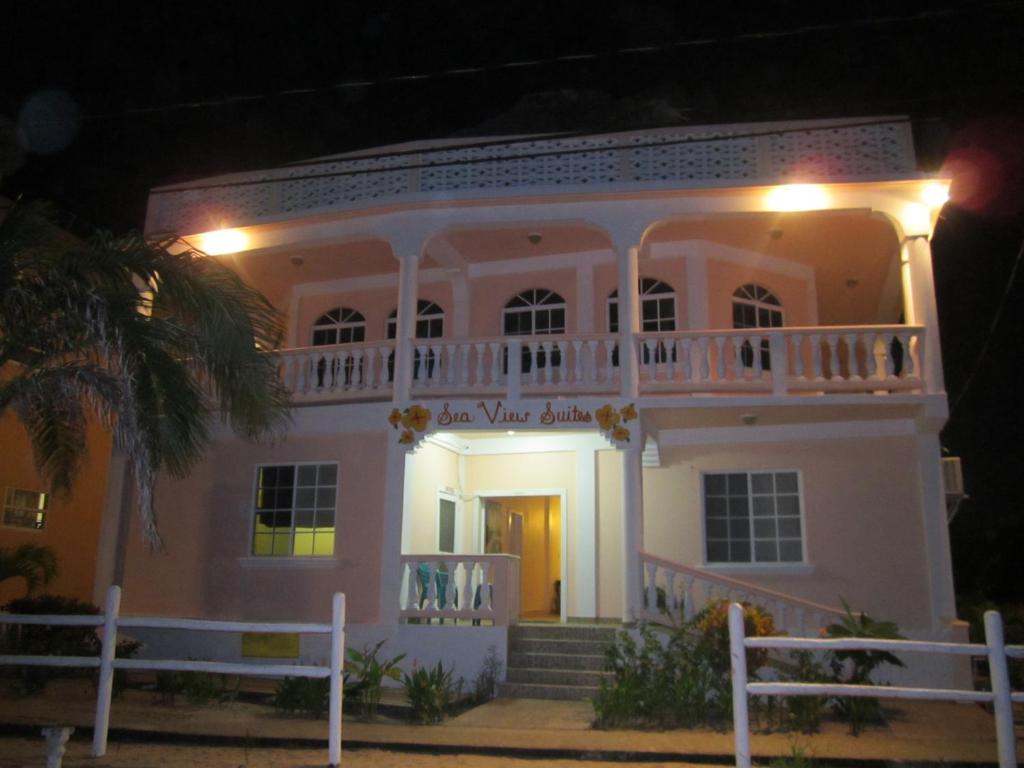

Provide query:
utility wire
left=944, top=231, right=1024, bottom=425
left=80, top=2, right=1019, bottom=122
left=151, top=117, right=911, bottom=194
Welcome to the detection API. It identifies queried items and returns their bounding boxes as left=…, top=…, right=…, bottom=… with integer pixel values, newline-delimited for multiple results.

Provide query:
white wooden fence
left=0, top=586, right=347, bottom=767
left=727, top=603, right=1023, bottom=768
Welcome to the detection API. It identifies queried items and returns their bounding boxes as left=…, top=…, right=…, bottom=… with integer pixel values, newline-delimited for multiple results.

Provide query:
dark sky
left=2, top=1, right=1022, bottom=602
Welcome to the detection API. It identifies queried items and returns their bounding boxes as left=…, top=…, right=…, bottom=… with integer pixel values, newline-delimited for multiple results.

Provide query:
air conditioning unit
left=942, top=456, right=966, bottom=523
left=942, top=457, right=964, bottom=496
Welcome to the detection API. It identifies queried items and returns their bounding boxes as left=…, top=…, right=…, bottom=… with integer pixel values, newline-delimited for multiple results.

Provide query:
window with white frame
left=386, top=300, right=445, bottom=380
left=502, top=288, right=566, bottom=371
left=703, top=471, right=803, bottom=564
left=3, top=488, right=48, bottom=530
left=311, top=308, right=365, bottom=386
left=252, top=464, right=337, bottom=557
left=731, top=284, right=783, bottom=370
left=608, top=278, right=677, bottom=364
left=437, top=494, right=457, bottom=554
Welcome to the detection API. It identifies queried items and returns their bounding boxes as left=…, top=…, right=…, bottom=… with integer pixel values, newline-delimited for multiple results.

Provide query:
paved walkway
left=0, top=679, right=1015, bottom=766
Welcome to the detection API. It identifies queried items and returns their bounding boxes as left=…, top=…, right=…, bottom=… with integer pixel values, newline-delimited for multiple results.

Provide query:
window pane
left=253, top=533, right=274, bottom=555
left=316, top=487, right=336, bottom=508
left=295, top=488, right=315, bottom=508
left=779, top=541, right=803, bottom=562
left=705, top=496, right=727, bottom=518
left=297, top=466, right=317, bottom=486
left=775, top=473, right=798, bottom=493
left=754, top=519, right=777, bottom=538
left=755, top=541, right=779, bottom=562
left=293, top=533, right=314, bottom=556
left=706, top=518, right=728, bottom=538
left=752, top=496, right=775, bottom=517
left=438, top=498, right=456, bottom=554
left=707, top=541, right=729, bottom=563
left=316, top=509, right=335, bottom=528
left=294, top=510, right=315, bottom=530
left=776, top=495, right=800, bottom=516
left=751, top=473, right=774, bottom=494
left=778, top=518, right=802, bottom=538
left=730, top=541, right=751, bottom=562
left=728, top=518, right=750, bottom=539
left=727, top=496, right=749, bottom=518
left=272, top=536, right=291, bottom=556
left=704, top=475, right=727, bottom=495
left=727, top=474, right=748, bottom=494
left=318, top=464, right=337, bottom=485
left=313, top=533, right=334, bottom=556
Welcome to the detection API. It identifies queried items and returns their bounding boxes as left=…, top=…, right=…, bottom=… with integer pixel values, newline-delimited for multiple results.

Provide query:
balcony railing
left=399, top=554, right=521, bottom=626
left=277, top=324, right=927, bottom=404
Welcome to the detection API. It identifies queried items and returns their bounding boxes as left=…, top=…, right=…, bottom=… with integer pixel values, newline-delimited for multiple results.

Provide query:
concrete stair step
left=510, top=624, right=618, bottom=642
left=508, top=651, right=606, bottom=671
left=498, top=681, right=599, bottom=701
left=509, top=637, right=612, bottom=655
left=506, top=667, right=609, bottom=687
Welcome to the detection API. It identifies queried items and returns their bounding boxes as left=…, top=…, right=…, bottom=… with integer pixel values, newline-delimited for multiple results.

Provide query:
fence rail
left=0, top=586, right=347, bottom=767
left=727, top=603, right=1022, bottom=768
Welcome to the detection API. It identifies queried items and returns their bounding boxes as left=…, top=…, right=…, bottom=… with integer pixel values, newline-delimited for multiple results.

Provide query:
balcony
left=276, top=324, right=927, bottom=404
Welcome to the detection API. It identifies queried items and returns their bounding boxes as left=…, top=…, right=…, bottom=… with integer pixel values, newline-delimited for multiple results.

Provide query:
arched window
left=608, top=278, right=677, bottom=364
left=502, top=289, right=566, bottom=371
left=385, top=300, right=445, bottom=340
left=386, top=300, right=445, bottom=380
left=310, top=307, right=365, bottom=387
left=503, top=289, right=566, bottom=336
left=311, top=307, right=366, bottom=346
left=732, top=284, right=783, bottom=369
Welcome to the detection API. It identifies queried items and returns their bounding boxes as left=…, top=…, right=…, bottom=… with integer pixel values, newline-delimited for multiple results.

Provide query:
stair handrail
left=639, top=552, right=848, bottom=634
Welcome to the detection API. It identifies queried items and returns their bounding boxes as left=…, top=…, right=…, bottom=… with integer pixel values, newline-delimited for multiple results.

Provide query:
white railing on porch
left=399, top=554, right=521, bottom=626
left=728, top=603, right=1024, bottom=768
left=639, top=552, right=846, bottom=636
left=637, top=324, right=925, bottom=395
left=0, top=586, right=347, bottom=767
left=279, top=325, right=927, bottom=404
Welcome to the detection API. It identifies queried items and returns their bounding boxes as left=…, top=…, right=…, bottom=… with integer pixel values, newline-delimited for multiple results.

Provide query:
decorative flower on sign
left=595, top=403, right=636, bottom=443
left=389, top=404, right=432, bottom=445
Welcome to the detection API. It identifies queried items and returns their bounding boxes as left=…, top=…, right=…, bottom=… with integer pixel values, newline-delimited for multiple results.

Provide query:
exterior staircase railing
left=638, top=552, right=847, bottom=636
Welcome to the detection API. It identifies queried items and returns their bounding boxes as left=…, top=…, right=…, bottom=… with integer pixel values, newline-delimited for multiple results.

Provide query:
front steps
left=499, top=623, right=617, bottom=700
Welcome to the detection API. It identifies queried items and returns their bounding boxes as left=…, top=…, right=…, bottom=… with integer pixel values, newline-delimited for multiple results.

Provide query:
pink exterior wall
left=120, top=431, right=389, bottom=624
left=646, top=436, right=932, bottom=629
left=468, top=269, right=577, bottom=337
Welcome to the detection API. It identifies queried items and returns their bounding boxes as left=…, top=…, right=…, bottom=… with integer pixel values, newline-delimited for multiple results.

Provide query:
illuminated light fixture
left=527, top=232, right=542, bottom=245
left=764, top=184, right=829, bottom=212
left=506, top=430, right=516, bottom=436
left=901, top=202, right=933, bottom=237
left=921, top=182, right=950, bottom=209
left=198, top=228, right=248, bottom=255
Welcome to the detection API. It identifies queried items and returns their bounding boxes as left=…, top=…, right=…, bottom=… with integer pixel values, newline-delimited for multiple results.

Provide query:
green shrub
left=472, top=645, right=502, bottom=704
left=272, top=676, right=330, bottom=718
left=0, top=594, right=138, bottom=696
left=823, top=600, right=904, bottom=735
left=345, top=641, right=404, bottom=719
left=402, top=660, right=460, bottom=723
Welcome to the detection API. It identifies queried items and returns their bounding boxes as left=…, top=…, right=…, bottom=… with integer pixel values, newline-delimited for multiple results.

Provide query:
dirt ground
left=0, top=739, right=716, bottom=768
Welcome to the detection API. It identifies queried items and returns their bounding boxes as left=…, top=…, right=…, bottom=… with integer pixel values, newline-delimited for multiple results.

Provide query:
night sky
left=2, top=1, right=1022, bottom=603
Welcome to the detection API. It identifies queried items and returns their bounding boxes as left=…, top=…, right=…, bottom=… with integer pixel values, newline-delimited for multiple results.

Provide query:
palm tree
left=0, top=544, right=58, bottom=596
left=0, top=202, right=291, bottom=547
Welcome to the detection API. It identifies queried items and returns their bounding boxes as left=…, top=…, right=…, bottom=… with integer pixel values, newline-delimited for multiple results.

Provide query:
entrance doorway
left=481, top=495, right=563, bottom=622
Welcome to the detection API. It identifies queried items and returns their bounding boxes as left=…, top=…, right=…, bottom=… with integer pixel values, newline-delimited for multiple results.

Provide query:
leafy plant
left=0, top=544, right=58, bottom=596
left=344, top=641, right=405, bottom=719
left=823, top=599, right=904, bottom=735
left=472, top=645, right=502, bottom=704
left=0, top=594, right=138, bottom=696
left=272, top=676, right=330, bottom=718
left=402, top=660, right=461, bottom=724
left=768, top=740, right=816, bottom=768
left=781, top=651, right=829, bottom=734
left=593, top=600, right=776, bottom=730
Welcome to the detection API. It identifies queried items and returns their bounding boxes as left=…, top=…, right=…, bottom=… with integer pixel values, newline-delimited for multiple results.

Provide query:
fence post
left=729, top=602, right=751, bottom=768
left=328, top=592, right=346, bottom=767
left=984, top=610, right=1018, bottom=768
left=92, top=585, right=121, bottom=757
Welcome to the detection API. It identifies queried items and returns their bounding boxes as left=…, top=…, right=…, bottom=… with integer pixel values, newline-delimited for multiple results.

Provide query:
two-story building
left=96, top=117, right=964, bottom=689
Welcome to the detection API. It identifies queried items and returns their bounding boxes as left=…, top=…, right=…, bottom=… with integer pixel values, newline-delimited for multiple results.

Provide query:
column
left=620, top=443, right=644, bottom=623
left=901, top=237, right=945, bottom=394
left=916, top=430, right=958, bottom=631
left=574, top=448, right=597, bottom=619
left=378, top=439, right=410, bottom=626
left=393, top=252, right=420, bottom=402
left=617, top=246, right=640, bottom=398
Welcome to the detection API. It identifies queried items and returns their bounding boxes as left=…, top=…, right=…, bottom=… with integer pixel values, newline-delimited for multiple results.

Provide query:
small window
left=502, top=289, right=566, bottom=371
left=609, top=278, right=677, bottom=364
left=703, top=471, right=803, bottom=564
left=386, top=300, right=445, bottom=340
left=3, top=488, right=47, bottom=530
left=438, top=496, right=457, bottom=554
left=252, top=463, right=337, bottom=557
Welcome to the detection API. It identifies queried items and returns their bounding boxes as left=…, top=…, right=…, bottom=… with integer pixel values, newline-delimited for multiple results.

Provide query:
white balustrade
left=399, top=554, right=520, bottom=626
left=638, top=552, right=846, bottom=636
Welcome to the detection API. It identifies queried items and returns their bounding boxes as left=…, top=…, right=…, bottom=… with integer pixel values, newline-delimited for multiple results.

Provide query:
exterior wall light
left=921, top=182, right=950, bottom=209
left=196, top=228, right=248, bottom=255
left=764, top=184, right=829, bottom=212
